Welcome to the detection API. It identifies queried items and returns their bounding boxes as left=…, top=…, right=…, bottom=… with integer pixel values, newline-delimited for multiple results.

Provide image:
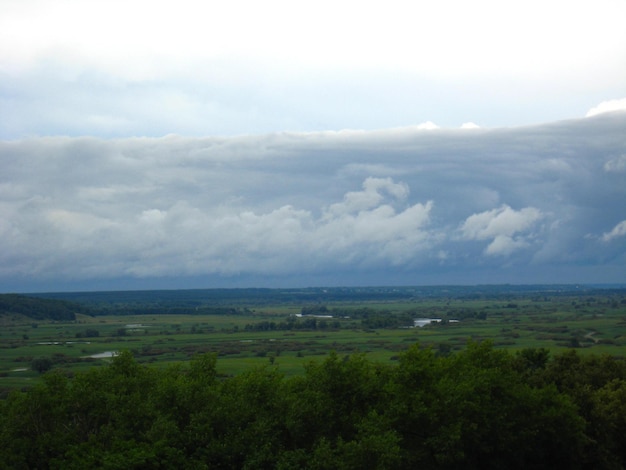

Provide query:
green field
left=2, top=287, right=625, bottom=393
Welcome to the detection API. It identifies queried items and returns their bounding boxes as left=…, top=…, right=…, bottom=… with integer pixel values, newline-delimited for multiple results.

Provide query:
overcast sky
left=2, top=0, right=626, bottom=137
left=1, top=0, right=625, bottom=292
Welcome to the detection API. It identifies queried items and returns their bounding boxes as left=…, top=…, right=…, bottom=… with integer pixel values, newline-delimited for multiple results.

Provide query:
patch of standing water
left=85, top=351, right=118, bottom=359
left=37, top=341, right=91, bottom=345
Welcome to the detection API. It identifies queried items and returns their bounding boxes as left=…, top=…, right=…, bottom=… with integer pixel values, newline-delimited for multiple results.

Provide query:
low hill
left=0, top=294, right=89, bottom=321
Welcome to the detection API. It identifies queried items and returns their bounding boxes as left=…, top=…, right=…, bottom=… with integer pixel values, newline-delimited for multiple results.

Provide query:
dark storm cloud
left=1, top=112, right=625, bottom=290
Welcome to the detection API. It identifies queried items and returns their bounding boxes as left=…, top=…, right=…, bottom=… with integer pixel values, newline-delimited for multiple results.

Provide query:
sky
left=1, top=0, right=625, bottom=292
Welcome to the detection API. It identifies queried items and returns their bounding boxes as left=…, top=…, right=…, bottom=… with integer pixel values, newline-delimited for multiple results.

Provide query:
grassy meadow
left=1, top=289, right=625, bottom=392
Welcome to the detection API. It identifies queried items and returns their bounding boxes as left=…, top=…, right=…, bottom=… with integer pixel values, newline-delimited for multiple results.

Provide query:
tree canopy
left=1, top=343, right=625, bottom=469
left=0, top=294, right=86, bottom=321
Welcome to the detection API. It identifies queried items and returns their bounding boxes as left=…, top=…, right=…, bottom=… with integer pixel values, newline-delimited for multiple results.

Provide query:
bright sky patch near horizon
left=1, top=0, right=625, bottom=292
left=1, top=0, right=625, bottom=137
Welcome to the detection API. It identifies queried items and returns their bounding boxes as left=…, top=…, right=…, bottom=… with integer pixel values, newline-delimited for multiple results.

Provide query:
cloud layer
left=1, top=112, right=625, bottom=291
left=1, top=1, right=625, bottom=138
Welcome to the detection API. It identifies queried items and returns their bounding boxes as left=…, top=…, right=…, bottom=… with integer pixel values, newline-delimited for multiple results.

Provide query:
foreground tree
left=1, top=344, right=625, bottom=469
left=31, top=356, right=53, bottom=374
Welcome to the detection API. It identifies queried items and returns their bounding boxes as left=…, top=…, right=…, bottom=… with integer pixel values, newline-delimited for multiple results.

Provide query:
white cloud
left=484, top=235, right=529, bottom=257
left=586, top=98, right=626, bottom=117
left=602, top=220, right=626, bottom=242
left=460, top=205, right=543, bottom=240
left=415, top=122, right=440, bottom=130
left=169, top=182, right=432, bottom=273
left=460, top=205, right=543, bottom=256
left=1, top=172, right=438, bottom=280
left=461, top=122, right=480, bottom=129
left=324, top=178, right=409, bottom=217
left=604, top=155, right=626, bottom=173
left=140, top=209, right=167, bottom=224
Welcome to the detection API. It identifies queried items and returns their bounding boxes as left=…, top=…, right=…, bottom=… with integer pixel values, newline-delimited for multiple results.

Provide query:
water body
left=125, top=324, right=150, bottom=332
left=413, top=318, right=460, bottom=327
left=86, top=351, right=118, bottom=359
left=414, top=318, right=442, bottom=327
left=37, top=341, right=91, bottom=345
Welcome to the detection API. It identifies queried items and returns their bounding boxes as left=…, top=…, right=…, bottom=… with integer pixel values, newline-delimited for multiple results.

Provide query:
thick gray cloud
left=1, top=112, right=625, bottom=291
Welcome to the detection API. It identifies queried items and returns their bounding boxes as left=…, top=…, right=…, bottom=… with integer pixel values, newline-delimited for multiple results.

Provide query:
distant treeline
left=2, top=342, right=625, bottom=469
left=0, top=294, right=87, bottom=321
left=12, top=285, right=626, bottom=319
left=86, top=305, right=245, bottom=317
left=28, top=284, right=626, bottom=308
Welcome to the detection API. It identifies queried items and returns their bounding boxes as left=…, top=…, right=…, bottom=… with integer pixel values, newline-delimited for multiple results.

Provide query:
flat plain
left=1, top=286, right=625, bottom=392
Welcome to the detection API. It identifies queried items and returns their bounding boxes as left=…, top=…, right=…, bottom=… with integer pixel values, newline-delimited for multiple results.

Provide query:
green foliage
left=31, top=356, right=53, bottom=373
left=76, top=328, right=100, bottom=338
left=0, top=294, right=85, bottom=320
left=301, top=304, right=329, bottom=315
left=2, top=286, right=625, bottom=466
left=2, top=344, right=626, bottom=468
